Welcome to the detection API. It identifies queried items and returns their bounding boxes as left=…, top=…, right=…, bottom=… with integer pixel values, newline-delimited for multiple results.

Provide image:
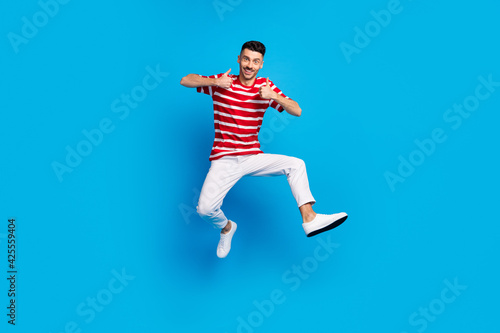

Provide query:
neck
left=238, top=74, right=256, bottom=87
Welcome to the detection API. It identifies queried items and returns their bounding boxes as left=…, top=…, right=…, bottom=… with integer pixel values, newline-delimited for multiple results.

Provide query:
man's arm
left=180, top=69, right=233, bottom=88
left=273, top=93, right=302, bottom=117
left=259, top=78, right=302, bottom=117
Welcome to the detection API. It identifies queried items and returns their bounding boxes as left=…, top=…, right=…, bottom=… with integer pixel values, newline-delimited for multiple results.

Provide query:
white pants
left=196, top=153, right=316, bottom=229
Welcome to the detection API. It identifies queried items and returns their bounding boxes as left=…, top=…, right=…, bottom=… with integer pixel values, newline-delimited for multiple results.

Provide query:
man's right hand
left=215, top=69, right=232, bottom=89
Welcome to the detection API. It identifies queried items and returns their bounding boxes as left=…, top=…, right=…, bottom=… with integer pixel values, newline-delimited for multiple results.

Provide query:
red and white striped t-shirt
left=197, top=73, right=289, bottom=161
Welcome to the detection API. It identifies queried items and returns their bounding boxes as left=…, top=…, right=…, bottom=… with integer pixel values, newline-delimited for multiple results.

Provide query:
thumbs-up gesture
left=259, top=78, right=276, bottom=100
left=215, top=69, right=233, bottom=89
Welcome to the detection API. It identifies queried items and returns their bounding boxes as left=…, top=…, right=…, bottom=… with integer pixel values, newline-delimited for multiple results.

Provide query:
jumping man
left=180, top=41, right=348, bottom=258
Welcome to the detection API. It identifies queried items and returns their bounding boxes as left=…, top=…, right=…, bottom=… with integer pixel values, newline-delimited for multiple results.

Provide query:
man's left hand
left=259, top=78, right=276, bottom=100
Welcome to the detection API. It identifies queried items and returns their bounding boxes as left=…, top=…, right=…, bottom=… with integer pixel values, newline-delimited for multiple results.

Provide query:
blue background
left=1, top=0, right=499, bottom=332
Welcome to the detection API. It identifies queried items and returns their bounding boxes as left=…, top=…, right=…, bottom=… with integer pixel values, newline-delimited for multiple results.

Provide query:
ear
left=260, top=60, right=264, bottom=69
left=237, top=55, right=240, bottom=64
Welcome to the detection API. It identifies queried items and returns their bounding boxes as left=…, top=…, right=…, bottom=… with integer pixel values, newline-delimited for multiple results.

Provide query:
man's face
left=237, top=48, right=263, bottom=81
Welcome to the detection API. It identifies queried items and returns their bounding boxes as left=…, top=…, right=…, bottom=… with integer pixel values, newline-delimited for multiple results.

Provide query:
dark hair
left=241, top=41, right=266, bottom=57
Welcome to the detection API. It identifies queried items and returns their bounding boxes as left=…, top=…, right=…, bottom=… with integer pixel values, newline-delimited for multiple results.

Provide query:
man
left=180, top=41, right=347, bottom=258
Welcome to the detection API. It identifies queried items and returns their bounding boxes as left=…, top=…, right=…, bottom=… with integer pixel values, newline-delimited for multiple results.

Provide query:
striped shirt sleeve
left=268, top=80, right=289, bottom=113
left=196, top=73, right=222, bottom=96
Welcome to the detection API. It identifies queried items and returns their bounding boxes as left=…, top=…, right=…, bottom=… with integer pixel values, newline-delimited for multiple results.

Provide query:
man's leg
left=241, top=153, right=347, bottom=236
left=241, top=153, right=316, bottom=211
left=220, top=221, right=232, bottom=234
left=197, top=157, right=242, bottom=230
left=299, top=202, right=316, bottom=223
left=197, top=157, right=242, bottom=258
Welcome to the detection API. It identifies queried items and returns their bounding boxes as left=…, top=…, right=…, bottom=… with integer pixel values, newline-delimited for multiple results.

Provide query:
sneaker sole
left=306, top=215, right=348, bottom=237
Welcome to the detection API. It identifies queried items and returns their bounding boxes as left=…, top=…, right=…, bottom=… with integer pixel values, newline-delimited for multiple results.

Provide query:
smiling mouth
left=244, top=69, right=253, bottom=75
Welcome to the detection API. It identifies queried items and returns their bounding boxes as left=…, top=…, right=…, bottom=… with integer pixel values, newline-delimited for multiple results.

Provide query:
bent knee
left=196, top=202, right=216, bottom=218
left=290, top=157, right=306, bottom=171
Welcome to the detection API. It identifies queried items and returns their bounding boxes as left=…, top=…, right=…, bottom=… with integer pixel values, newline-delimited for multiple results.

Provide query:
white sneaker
left=302, top=212, right=348, bottom=237
left=217, top=221, right=237, bottom=258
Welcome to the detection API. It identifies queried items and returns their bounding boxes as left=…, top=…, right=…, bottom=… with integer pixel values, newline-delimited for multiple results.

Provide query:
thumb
left=266, top=77, right=270, bottom=86
left=224, top=68, right=231, bottom=76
